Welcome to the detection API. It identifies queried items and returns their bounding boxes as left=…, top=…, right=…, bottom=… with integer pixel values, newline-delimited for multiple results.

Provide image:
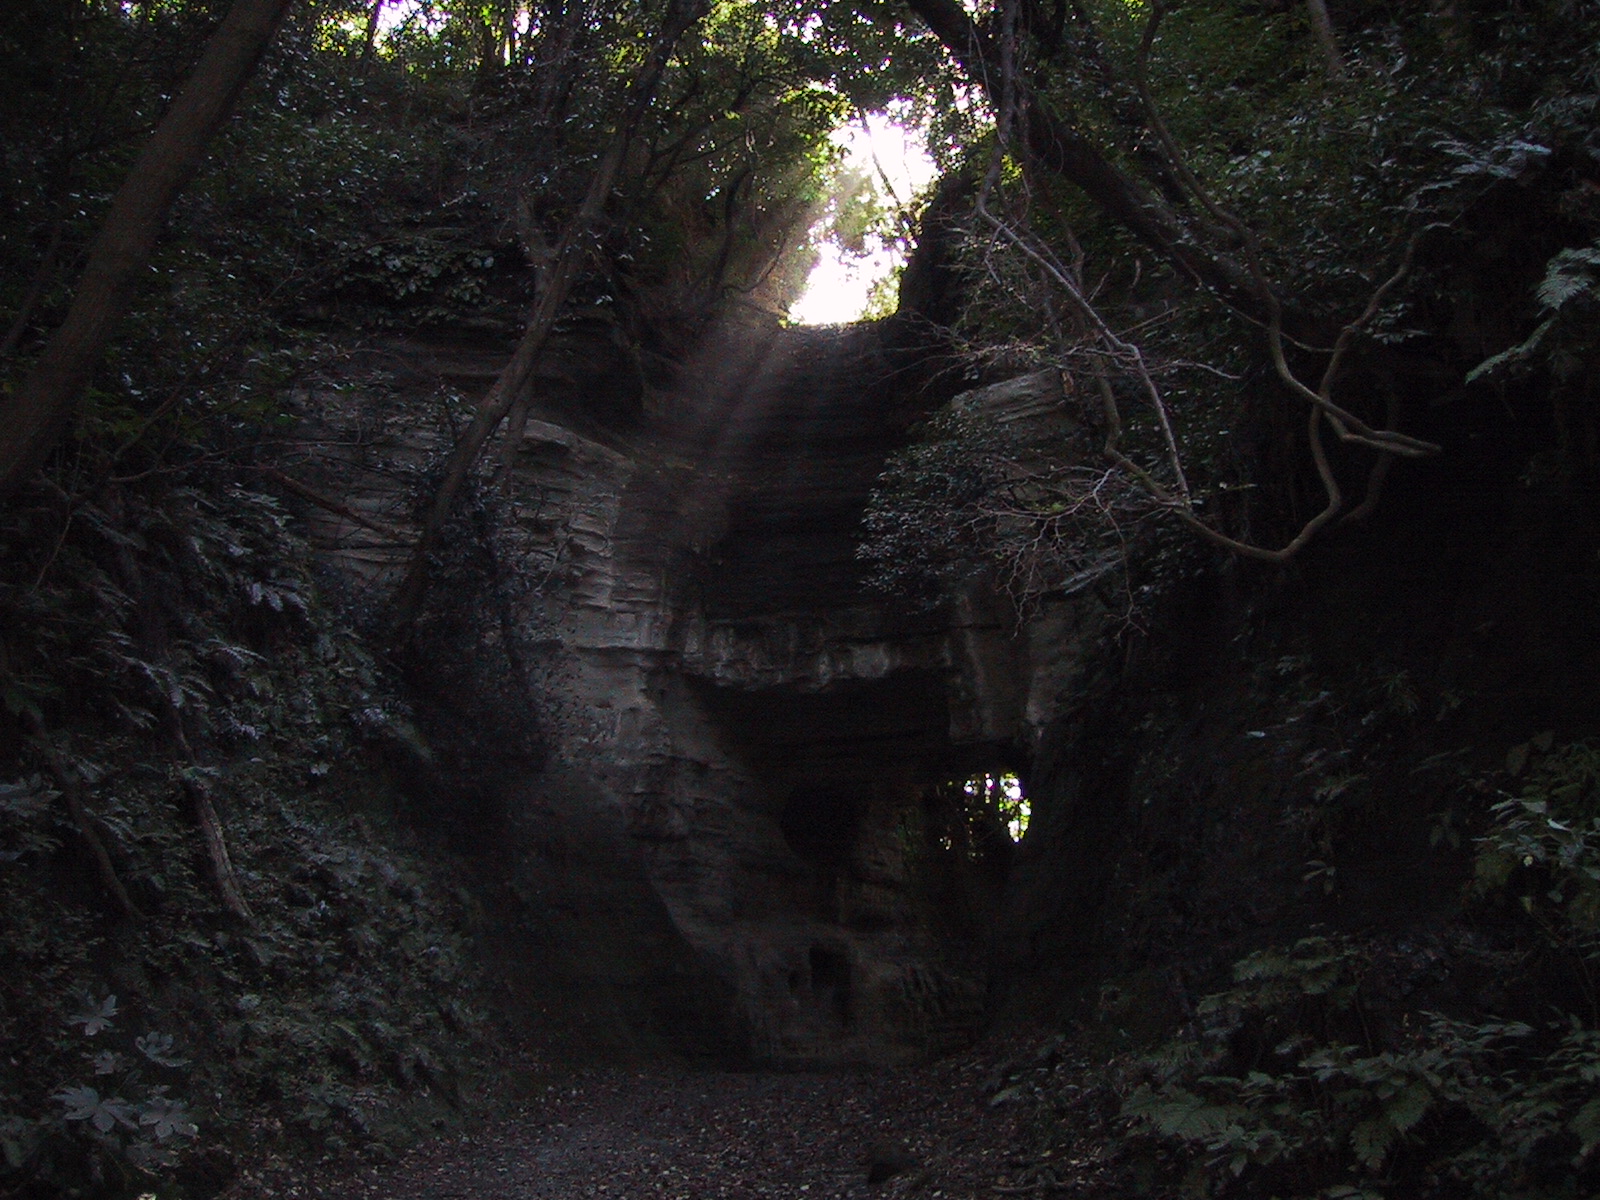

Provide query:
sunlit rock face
left=301, top=315, right=1092, bottom=1065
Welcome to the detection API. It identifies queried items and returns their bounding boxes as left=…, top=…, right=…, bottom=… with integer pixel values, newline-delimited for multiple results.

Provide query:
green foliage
left=1445, top=92, right=1600, bottom=441
left=614, top=0, right=951, bottom=315
left=329, top=232, right=509, bottom=325
left=26, top=995, right=201, bottom=1184
left=0, top=1, right=500, bottom=491
left=1128, top=1003, right=1600, bottom=1199
left=0, top=776, right=62, bottom=860
left=859, top=405, right=1014, bottom=607
left=0, top=471, right=487, bottom=1195
left=903, top=0, right=1600, bottom=585
left=5, top=3, right=1600, bottom=1191
left=1, top=8, right=961, bottom=1182
left=1475, top=739, right=1600, bottom=944
left=858, top=391, right=1171, bottom=619
left=1469, top=237, right=1600, bottom=385
left=1122, top=744, right=1600, bottom=1197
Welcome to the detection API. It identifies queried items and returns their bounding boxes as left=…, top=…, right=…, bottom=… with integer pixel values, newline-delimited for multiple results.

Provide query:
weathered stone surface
left=295, top=319, right=1091, bottom=1065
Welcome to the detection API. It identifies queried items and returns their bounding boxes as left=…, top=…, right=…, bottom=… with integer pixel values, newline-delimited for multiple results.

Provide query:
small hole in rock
left=808, top=945, right=852, bottom=1024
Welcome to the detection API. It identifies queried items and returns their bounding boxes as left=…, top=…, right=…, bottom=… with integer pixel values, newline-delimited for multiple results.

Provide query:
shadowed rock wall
left=294, top=314, right=1094, bottom=1064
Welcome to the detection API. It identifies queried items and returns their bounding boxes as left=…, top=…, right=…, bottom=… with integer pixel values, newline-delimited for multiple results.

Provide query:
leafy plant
left=0, top=995, right=201, bottom=1191
left=0, top=775, right=62, bottom=861
left=1126, top=969, right=1600, bottom=1195
left=1469, top=239, right=1600, bottom=387
left=1475, top=739, right=1600, bottom=957
left=0, top=461, right=490, bottom=1193
left=1123, top=746, right=1600, bottom=1197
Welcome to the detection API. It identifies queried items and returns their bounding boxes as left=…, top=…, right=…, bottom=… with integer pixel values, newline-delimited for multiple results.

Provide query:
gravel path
left=224, top=1035, right=1133, bottom=1200
left=369, top=1062, right=1019, bottom=1199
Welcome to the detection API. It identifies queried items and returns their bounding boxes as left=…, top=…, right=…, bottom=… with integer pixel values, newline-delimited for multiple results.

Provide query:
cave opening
left=808, top=944, right=853, bottom=1024
left=921, top=765, right=1031, bottom=868
left=960, top=771, right=1030, bottom=844
left=779, top=783, right=865, bottom=867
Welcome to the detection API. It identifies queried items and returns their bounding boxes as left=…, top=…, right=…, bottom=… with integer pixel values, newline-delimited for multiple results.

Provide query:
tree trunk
left=534, top=0, right=592, bottom=119
left=0, top=0, right=296, bottom=506
left=902, top=0, right=1311, bottom=334
left=1304, top=0, right=1344, bottom=78
left=389, top=0, right=710, bottom=633
left=358, top=0, right=387, bottom=72
left=502, top=0, right=519, bottom=65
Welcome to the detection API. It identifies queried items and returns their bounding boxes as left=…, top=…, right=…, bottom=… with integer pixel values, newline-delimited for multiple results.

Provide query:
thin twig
left=252, top=465, right=408, bottom=536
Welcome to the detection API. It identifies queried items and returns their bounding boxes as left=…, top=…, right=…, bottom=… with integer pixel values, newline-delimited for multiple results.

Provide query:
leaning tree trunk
left=0, top=0, right=296, bottom=505
left=902, top=0, right=1309, bottom=335
left=388, top=0, right=710, bottom=633
left=1304, top=0, right=1344, bottom=78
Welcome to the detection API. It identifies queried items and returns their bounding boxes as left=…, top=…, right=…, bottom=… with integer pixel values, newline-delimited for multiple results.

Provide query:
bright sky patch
left=788, top=112, right=938, bottom=327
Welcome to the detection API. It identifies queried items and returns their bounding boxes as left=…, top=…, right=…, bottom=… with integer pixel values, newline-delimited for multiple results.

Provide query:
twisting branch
left=971, top=181, right=1407, bottom=560
left=904, top=0, right=1306, bottom=329
left=1263, top=225, right=1447, bottom=460
left=1130, top=5, right=1443, bottom=460
left=958, top=0, right=1443, bottom=565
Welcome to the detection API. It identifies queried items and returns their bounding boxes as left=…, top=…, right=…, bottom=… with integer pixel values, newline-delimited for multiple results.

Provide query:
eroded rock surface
left=294, top=315, right=1093, bottom=1065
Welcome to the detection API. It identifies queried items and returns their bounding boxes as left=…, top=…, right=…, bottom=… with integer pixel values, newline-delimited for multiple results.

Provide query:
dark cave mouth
left=780, top=782, right=865, bottom=867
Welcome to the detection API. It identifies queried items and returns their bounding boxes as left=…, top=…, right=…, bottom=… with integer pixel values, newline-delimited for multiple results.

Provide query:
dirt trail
left=235, top=1038, right=1123, bottom=1199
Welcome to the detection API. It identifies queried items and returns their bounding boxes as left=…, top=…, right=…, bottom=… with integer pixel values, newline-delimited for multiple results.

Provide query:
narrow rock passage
left=277, top=1038, right=1124, bottom=1200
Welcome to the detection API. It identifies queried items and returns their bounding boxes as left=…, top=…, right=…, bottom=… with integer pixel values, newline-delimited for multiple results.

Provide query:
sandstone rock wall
left=294, top=317, right=1095, bottom=1064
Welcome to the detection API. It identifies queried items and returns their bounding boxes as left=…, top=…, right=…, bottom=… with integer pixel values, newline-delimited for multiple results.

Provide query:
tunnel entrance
left=946, top=771, right=1030, bottom=848
left=681, top=673, right=1012, bottom=1061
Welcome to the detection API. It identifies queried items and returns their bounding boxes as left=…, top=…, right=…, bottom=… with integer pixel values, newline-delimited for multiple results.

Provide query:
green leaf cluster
left=0, top=470, right=488, bottom=1195
left=1475, top=739, right=1600, bottom=943
left=1123, top=760, right=1600, bottom=1200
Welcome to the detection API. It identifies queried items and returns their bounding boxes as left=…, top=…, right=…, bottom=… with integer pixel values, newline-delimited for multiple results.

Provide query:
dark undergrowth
left=0, top=470, right=499, bottom=1198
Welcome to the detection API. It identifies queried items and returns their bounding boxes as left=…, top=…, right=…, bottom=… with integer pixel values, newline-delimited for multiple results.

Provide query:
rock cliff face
left=294, top=313, right=1096, bottom=1065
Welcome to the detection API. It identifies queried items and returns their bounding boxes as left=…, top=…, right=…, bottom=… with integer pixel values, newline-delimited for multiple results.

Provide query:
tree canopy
left=6, top=0, right=1596, bottom=573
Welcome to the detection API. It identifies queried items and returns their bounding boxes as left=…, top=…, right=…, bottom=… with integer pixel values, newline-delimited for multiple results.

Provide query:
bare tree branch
left=961, top=2, right=1442, bottom=566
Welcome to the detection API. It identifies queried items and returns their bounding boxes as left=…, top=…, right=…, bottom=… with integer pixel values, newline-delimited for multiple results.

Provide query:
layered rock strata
left=294, top=315, right=1092, bottom=1064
